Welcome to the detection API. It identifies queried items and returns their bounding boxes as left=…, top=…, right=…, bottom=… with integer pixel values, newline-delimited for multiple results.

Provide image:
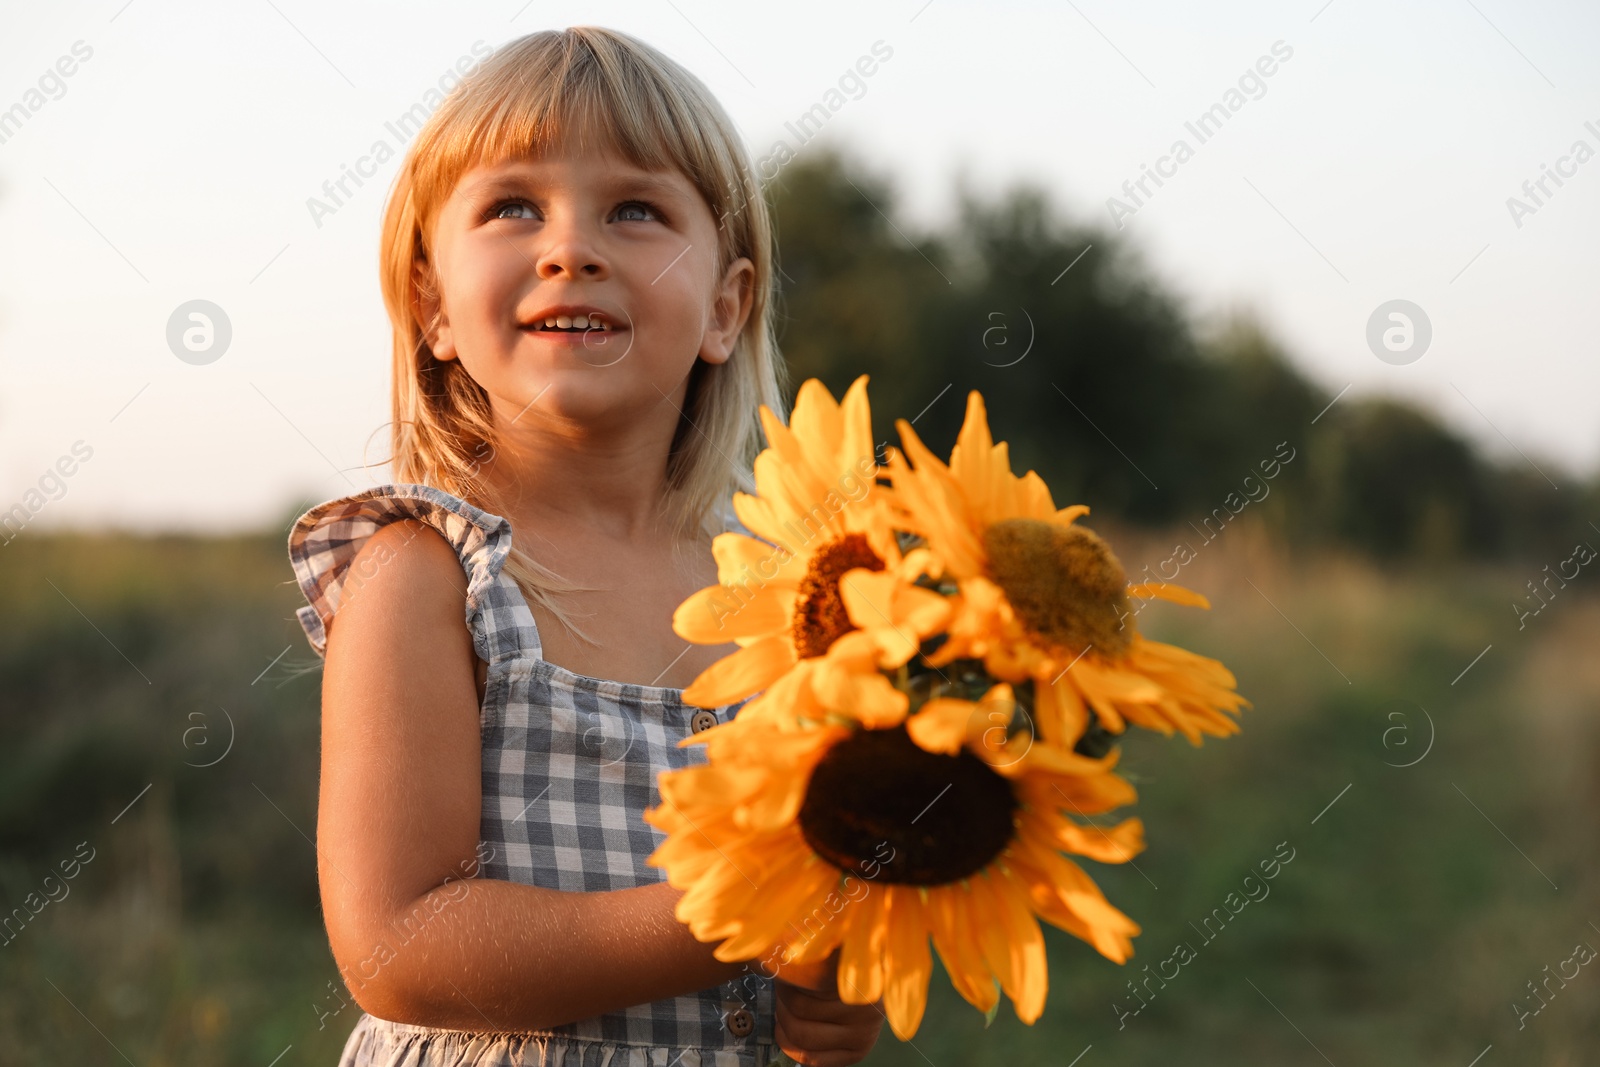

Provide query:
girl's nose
left=535, top=217, right=608, bottom=280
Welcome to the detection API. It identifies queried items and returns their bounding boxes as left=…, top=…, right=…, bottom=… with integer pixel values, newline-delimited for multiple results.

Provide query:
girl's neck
left=479, top=416, right=680, bottom=548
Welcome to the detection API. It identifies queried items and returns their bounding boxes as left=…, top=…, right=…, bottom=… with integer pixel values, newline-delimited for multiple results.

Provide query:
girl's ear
left=699, top=255, right=756, bottom=366
left=411, top=260, right=458, bottom=362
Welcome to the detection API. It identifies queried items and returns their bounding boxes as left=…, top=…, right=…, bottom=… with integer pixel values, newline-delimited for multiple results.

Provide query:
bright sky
left=2, top=0, right=1595, bottom=533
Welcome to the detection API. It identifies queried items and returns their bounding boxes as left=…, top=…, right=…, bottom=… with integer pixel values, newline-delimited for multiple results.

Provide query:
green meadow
left=4, top=520, right=1598, bottom=1064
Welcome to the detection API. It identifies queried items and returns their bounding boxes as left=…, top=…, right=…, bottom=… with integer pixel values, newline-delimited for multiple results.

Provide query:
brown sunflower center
left=982, top=518, right=1134, bottom=658
left=797, top=722, right=1018, bottom=885
left=791, top=533, right=885, bottom=659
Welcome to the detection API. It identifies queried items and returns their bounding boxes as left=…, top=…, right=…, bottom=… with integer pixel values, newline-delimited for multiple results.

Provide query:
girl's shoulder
left=286, top=482, right=511, bottom=659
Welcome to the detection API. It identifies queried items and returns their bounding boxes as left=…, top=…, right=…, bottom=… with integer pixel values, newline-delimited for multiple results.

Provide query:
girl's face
left=419, top=141, right=753, bottom=436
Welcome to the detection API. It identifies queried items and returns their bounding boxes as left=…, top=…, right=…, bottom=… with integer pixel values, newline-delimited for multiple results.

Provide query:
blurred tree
left=1306, top=399, right=1499, bottom=560
left=765, top=148, right=1593, bottom=565
left=767, top=149, right=927, bottom=429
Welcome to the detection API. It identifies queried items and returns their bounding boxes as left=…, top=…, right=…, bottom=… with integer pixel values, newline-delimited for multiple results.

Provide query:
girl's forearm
left=340, top=877, right=756, bottom=1031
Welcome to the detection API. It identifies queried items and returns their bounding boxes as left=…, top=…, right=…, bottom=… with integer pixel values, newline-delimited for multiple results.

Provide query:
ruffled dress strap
left=287, top=482, right=517, bottom=666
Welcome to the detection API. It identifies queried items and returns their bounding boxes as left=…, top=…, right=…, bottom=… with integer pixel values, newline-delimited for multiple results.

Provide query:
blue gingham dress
left=288, top=483, right=776, bottom=1067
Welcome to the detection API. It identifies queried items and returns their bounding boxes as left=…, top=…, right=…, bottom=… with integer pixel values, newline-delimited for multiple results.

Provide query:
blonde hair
left=376, top=27, right=788, bottom=646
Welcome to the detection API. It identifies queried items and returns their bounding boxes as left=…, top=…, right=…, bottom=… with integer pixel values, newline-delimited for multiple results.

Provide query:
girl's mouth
left=528, top=313, right=614, bottom=333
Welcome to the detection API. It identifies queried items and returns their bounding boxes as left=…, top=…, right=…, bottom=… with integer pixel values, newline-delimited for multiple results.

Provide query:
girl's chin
left=492, top=374, right=659, bottom=427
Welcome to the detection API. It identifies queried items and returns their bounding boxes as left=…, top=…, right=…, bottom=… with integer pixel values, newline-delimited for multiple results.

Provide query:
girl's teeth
left=535, top=314, right=607, bottom=331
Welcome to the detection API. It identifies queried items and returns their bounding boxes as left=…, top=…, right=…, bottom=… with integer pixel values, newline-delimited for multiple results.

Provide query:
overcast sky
left=2, top=0, right=1595, bottom=534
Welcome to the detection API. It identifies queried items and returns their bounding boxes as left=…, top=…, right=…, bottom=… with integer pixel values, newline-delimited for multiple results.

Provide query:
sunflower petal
left=896, top=582, right=955, bottom=637
left=990, top=864, right=1049, bottom=1023
left=836, top=879, right=890, bottom=1004
left=711, top=530, right=803, bottom=587
left=809, top=660, right=909, bottom=726
left=1126, top=582, right=1211, bottom=609
left=948, top=391, right=998, bottom=519
left=679, top=840, right=790, bottom=934
left=890, top=418, right=987, bottom=579
left=781, top=873, right=854, bottom=966
left=1030, top=768, right=1138, bottom=816
left=836, top=569, right=902, bottom=632
left=754, top=449, right=837, bottom=534
left=1026, top=809, right=1146, bottom=864
left=1013, top=843, right=1141, bottom=963
left=680, top=635, right=795, bottom=707
left=882, top=886, right=935, bottom=1040
left=906, top=698, right=976, bottom=755
left=733, top=492, right=800, bottom=555
left=836, top=375, right=877, bottom=482
left=712, top=855, right=838, bottom=962
left=789, top=378, right=846, bottom=465
left=732, top=782, right=804, bottom=838
left=965, top=870, right=1025, bottom=1013
left=1004, top=844, right=1120, bottom=966
left=839, top=568, right=950, bottom=643
left=926, top=882, right=998, bottom=1013
left=1035, top=676, right=1089, bottom=748
left=673, top=583, right=796, bottom=644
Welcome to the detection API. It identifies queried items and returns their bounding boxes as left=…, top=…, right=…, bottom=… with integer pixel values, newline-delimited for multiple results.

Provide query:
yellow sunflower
left=645, top=681, right=1144, bottom=1041
left=885, top=390, right=1249, bottom=747
left=673, top=375, right=951, bottom=725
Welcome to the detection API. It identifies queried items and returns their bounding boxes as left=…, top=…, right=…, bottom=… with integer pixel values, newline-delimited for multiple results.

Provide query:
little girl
left=287, top=27, right=884, bottom=1067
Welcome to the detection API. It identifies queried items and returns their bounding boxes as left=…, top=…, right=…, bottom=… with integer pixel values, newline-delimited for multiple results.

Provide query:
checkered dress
left=288, top=483, right=776, bottom=1067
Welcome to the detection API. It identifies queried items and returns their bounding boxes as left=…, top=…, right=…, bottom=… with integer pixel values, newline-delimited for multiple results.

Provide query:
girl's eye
left=613, top=200, right=661, bottom=223
left=488, top=199, right=538, bottom=221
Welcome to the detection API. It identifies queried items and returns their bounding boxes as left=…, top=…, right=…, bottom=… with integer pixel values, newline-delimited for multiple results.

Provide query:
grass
left=2, top=519, right=1597, bottom=1064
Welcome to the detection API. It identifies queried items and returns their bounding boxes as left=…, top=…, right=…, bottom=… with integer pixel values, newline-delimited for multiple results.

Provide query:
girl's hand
left=771, top=948, right=885, bottom=1067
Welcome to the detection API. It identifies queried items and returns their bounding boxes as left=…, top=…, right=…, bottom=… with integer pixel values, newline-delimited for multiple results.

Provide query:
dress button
left=691, top=710, right=719, bottom=733
left=725, top=1006, right=754, bottom=1037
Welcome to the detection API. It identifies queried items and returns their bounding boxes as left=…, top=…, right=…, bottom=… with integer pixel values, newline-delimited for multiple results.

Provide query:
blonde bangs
left=377, top=27, right=788, bottom=648
left=410, top=38, right=755, bottom=267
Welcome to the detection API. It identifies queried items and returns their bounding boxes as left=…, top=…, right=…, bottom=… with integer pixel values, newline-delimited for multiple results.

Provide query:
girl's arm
left=318, top=520, right=753, bottom=1031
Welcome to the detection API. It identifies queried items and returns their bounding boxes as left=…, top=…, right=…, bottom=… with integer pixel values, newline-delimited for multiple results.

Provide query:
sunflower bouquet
left=644, top=376, right=1249, bottom=1042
